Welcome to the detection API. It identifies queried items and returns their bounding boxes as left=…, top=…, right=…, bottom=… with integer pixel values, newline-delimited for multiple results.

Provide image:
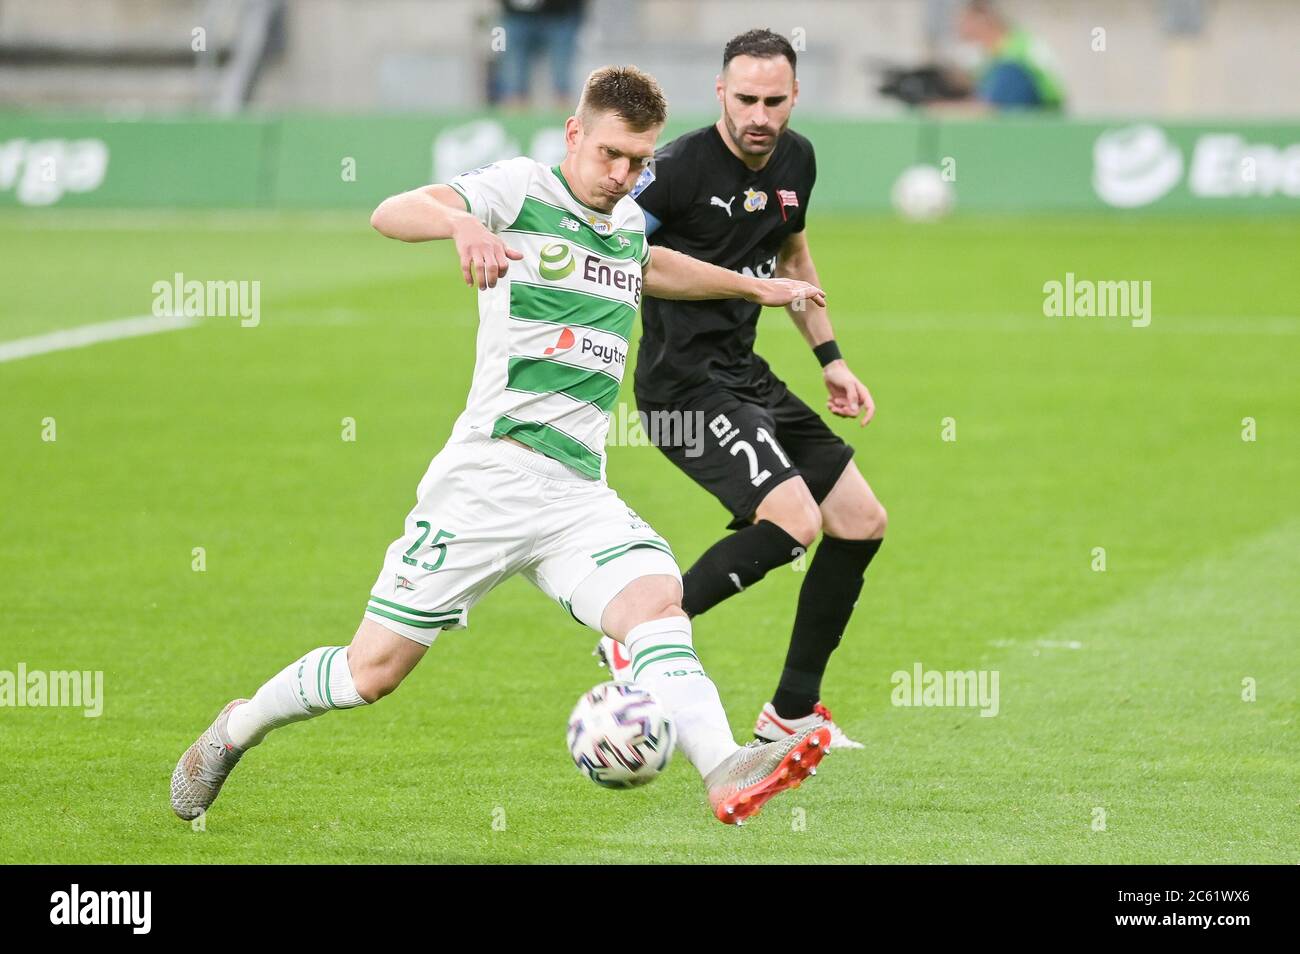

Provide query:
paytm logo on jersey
left=539, top=327, right=624, bottom=366
left=580, top=336, right=626, bottom=367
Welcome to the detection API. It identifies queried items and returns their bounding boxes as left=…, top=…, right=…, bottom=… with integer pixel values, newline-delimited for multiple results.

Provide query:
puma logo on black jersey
left=710, top=194, right=736, bottom=216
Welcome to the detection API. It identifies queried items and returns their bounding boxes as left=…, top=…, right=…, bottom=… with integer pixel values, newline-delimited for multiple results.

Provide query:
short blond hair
left=576, top=65, right=668, bottom=131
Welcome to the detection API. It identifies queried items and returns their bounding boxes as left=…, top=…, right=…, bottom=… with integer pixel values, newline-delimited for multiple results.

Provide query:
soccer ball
left=891, top=164, right=955, bottom=222
left=566, top=681, right=675, bottom=788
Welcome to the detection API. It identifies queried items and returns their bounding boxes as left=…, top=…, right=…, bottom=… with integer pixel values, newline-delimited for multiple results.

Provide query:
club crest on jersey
left=777, top=188, right=799, bottom=221
left=543, top=327, right=577, bottom=355
left=743, top=188, right=768, bottom=212
left=538, top=242, right=576, bottom=280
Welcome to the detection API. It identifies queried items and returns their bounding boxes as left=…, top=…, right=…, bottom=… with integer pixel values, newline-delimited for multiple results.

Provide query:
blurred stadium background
left=1, top=1, right=1296, bottom=863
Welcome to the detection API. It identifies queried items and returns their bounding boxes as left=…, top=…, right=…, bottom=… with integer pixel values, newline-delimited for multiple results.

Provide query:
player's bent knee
left=868, top=501, right=888, bottom=538
left=822, top=498, right=886, bottom=541
left=347, top=619, right=426, bottom=703
left=600, top=574, right=686, bottom=642
left=573, top=548, right=684, bottom=641
left=756, top=480, right=823, bottom=548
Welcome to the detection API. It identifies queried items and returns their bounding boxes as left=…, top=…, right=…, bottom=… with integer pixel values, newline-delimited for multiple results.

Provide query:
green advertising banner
left=0, top=116, right=271, bottom=207
left=0, top=112, right=1297, bottom=214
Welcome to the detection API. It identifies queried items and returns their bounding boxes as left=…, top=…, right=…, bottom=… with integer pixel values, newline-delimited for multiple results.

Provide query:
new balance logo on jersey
left=543, top=327, right=576, bottom=355
left=710, top=194, right=735, bottom=216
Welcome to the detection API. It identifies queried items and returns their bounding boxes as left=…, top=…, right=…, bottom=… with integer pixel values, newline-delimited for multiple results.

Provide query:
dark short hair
left=722, top=28, right=797, bottom=74
left=577, top=66, right=668, bottom=131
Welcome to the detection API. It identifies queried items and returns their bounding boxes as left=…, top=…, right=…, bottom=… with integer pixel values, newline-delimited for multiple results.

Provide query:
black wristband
left=813, top=340, right=842, bottom=367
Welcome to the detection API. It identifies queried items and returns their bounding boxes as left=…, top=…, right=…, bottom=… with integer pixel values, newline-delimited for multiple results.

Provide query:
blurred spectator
left=496, top=0, right=588, bottom=110
left=936, top=0, right=1066, bottom=113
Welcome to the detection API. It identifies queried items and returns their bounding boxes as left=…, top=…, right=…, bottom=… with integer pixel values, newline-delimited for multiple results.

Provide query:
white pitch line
left=0, top=314, right=199, bottom=364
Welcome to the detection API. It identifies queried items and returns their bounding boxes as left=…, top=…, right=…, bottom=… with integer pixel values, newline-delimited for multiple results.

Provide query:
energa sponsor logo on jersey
left=536, top=240, right=643, bottom=304
left=1093, top=123, right=1300, bottom=208
left=538, top=242, right=576, bottom=280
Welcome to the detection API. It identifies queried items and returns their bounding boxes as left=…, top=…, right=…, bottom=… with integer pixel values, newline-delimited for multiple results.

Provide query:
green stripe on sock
left=633, top=651, right=700, bottom=679
left=630, top=642, right=695, bottom=666
left=322, top=647, right=342, bottom=709
left=316, top=648, right=330, bottom=707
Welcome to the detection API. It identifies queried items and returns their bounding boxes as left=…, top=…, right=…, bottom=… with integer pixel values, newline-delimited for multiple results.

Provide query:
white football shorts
left=363, top=435, right=680, bottom=646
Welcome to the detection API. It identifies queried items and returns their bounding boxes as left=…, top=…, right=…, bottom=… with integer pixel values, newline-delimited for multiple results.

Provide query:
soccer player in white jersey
left=170, top=66, right=831, bottom=826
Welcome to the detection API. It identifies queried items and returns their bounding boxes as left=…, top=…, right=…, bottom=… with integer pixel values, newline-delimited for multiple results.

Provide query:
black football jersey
left=633, top=123, right=816, bottom=405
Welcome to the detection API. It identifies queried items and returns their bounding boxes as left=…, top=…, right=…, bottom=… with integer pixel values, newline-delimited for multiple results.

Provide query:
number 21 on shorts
left=731, top=426, right=790, bottom=487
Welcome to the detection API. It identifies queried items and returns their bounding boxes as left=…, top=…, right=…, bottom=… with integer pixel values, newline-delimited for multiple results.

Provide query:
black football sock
left=681, top=520, right=804, bottom=618
left=771, top=535, right=883, bottom=720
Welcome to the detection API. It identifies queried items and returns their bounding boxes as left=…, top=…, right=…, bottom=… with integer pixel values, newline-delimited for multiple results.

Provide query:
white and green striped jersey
left=444, top=156, right=650, bottom=482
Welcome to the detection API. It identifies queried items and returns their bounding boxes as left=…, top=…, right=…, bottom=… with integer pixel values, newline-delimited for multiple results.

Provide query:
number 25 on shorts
left=401, top=520, right=457, bottom=572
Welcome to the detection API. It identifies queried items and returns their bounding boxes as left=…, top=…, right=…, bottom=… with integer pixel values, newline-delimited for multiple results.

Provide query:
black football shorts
left=637, top=385, right=856, bottom=530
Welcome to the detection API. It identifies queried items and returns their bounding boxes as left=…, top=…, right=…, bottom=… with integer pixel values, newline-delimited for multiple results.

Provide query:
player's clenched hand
left=452, top=218, right=524, bottom=290
left=824, top=361, right=876, bottom=426
left=747, top=278, right=827, bottom=309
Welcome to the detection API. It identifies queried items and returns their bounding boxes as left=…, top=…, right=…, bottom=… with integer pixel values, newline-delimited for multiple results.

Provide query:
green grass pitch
left=1, top=209, right=1296, bottom=863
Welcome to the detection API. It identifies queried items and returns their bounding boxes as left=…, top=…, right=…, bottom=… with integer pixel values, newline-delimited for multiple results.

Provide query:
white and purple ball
left=566, top=681, right=676, bottom=788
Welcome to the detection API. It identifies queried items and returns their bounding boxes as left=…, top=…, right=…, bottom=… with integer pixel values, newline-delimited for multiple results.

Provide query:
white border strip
left=0, top=314, right=199, bottom=364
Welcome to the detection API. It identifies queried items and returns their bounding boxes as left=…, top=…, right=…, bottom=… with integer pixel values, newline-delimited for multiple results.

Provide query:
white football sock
left=624, top=617, right=739, bottom=777
left=227, top=646, right=366, bottom=749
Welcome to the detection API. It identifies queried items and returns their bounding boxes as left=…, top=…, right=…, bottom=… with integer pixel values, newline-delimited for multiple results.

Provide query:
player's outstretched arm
left=370, top=185, right=522, bottom=290
left=642, top=245, right=826, bottom=308
left=777, top=230, right=875, bottom=426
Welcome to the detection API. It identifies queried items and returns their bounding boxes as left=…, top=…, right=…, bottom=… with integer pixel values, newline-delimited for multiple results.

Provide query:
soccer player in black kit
left=597, top=30, right=887, bottom=749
